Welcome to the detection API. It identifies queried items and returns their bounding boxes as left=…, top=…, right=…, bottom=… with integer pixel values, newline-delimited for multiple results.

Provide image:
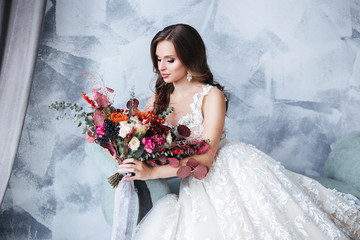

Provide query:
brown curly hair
left=150, top=24, right=228, bottom=114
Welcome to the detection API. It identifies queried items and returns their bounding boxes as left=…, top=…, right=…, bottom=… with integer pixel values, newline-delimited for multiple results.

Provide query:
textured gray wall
left=1, top=0, right=360, bottom=239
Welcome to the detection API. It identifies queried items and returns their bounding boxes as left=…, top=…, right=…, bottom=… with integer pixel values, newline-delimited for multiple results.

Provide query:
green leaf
left=132, top=145, right=145, bottom=159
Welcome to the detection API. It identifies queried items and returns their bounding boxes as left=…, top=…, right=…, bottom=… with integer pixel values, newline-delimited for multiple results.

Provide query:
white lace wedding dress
left=132, top=85, right=360, bottom=240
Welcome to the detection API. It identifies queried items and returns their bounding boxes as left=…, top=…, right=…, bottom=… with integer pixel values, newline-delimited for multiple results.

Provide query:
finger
left=123, top=158, right=138, bottom=164
left=119, top=163, right=136, bottom=168
left=118, top=166, right=135, bottom=172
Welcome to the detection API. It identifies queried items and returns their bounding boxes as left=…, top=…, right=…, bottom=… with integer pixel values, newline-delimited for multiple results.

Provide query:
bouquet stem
left=107, top=172, right=124, bottom=188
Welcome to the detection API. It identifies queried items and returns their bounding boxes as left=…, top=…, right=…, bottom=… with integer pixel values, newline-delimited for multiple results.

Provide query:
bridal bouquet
left=49, top=80, right=210, bottom=188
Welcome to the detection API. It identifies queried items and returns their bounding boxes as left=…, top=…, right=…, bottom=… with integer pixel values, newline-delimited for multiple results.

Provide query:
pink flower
left=142, top=137, right=156, bottom=153
left=152, top=134, right=165, bottom=145
left=96, top=123, right=106, bottom=138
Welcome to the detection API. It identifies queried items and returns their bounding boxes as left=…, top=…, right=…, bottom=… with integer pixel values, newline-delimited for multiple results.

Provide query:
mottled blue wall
left=1, top=0, right=360, bottom=239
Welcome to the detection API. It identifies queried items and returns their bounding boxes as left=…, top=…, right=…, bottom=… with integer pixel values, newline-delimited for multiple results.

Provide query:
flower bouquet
left=50, top=82, right=210, bottom=188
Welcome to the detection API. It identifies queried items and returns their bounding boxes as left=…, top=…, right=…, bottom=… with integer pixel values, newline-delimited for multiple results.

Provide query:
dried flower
left=93, top=90, right=110, bottom=108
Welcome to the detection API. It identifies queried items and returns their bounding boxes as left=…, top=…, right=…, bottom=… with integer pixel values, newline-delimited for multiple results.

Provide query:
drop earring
left=187, top=71, right=192, bottom=82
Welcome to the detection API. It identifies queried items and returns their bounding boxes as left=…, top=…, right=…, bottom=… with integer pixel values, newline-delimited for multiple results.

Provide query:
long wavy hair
left=150, top=24, right=228, bottom=114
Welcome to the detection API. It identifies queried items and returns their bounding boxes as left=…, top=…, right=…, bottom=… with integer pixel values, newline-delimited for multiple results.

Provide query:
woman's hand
left=118, top=158, right=154, bottom=181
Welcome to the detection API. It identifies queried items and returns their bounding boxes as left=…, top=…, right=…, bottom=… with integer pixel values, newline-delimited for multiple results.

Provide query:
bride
left=118, top=24, right=360, bottom=239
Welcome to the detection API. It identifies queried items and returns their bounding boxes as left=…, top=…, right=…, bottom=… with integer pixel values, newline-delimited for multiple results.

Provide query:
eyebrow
left=155, top=54, right=176, bottom=58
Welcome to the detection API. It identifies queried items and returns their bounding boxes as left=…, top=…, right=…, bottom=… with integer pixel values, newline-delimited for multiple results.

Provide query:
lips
left=161, top=74, right=170, bottom=78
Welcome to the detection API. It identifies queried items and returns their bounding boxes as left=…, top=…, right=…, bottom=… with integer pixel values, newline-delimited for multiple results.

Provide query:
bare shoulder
left=202, top=86, right=226, bottom=117
left=209, top=86, right=224, bottom=98
left=204, top=86, right=226, bottom=106
left=202, top=86, right=226, bottom=138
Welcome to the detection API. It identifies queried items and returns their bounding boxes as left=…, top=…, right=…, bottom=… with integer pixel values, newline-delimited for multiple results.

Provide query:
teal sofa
left=310, top=131, right=360, bottom=199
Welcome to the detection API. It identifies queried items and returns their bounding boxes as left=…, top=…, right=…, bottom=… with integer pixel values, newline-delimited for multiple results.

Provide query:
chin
left=163, top=78, right=175, bottom=84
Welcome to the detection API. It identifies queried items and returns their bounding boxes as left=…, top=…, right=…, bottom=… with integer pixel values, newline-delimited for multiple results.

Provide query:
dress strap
left=201, top=84, right=214, bottom=96
left=191, top=85, right=214, bottom=115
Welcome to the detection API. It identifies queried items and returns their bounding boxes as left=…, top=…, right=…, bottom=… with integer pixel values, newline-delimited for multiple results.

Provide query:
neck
left=172, top=78, right=200, bottom=97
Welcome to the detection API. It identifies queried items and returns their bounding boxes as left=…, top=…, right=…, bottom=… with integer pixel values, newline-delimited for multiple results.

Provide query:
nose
left=158, top=60, right=166, bottom=71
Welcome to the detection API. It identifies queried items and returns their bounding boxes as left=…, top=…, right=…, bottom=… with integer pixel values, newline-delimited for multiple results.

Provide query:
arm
left=196, top=87, right=226, bottom=168
left=120, top=88, right=226, bottom=180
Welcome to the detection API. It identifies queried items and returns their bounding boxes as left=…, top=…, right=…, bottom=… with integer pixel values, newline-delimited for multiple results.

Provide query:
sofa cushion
left=322, top=131, right=360, bottom=192
left=311, top=176, right=360, bottom=199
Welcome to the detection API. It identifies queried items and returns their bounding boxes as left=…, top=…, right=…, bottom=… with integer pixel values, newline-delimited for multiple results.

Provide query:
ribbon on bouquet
left=111, top=172, right=137, bottom=240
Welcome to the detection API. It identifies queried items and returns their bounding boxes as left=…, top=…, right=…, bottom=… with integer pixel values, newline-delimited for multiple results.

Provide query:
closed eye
left=156, top=56, right=175, bottom=63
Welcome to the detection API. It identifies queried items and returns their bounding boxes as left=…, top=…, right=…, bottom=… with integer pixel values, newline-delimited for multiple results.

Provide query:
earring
left=187, top=71, right=192, bottom=82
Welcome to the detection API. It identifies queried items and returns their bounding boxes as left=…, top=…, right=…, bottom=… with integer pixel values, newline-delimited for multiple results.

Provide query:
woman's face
left=155, top=40, right=187, bottom=84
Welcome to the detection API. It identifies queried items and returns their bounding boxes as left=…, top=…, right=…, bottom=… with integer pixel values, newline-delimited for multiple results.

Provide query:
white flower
left=130, top=116, right=139, bottom=122
left=119, top=124, right=133, bottom=138
left=134, top=122, right=149, bottom=136
left=119, top=121, right=128, bottom=127
left=166, top=131, right=172, bottom=145
left=128, top=136, right=140, bottom=151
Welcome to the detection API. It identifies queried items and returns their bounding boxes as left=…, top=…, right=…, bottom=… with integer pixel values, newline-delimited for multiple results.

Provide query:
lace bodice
left=171, top=84, right=215, bottom=139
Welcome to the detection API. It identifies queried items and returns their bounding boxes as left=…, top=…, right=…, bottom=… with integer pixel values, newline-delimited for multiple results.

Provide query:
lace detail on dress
left=175, top=84, right=214, bottom=139
left=132, top=141, right=360, bottom=240
left=201, top=142, right=360, bottom=240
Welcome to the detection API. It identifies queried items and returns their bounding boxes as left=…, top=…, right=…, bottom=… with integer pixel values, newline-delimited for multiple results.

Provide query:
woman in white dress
left=118, top=24, right=360, bottom=240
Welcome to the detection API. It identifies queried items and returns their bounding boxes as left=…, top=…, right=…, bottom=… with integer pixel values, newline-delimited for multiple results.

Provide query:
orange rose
left=110, top=112, right=129, bottom=123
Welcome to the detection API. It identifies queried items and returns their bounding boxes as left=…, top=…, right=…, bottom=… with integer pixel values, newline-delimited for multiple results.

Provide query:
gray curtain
left=0, top=0, right=46, bottom=204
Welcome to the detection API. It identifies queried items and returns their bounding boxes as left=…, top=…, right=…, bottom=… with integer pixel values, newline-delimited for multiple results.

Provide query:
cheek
left=172, top=62, right=187, bottom=75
